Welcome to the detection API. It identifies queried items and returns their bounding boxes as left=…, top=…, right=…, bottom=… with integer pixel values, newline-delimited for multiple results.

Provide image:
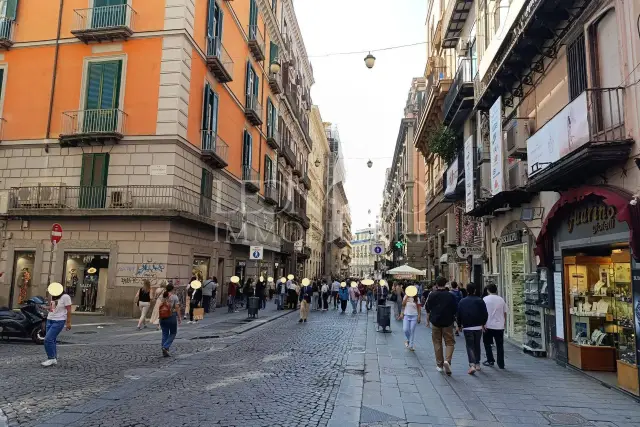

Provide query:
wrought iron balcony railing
left=266, top=126, right=280, bottom=150
left=242, top=165, right=260, bottom=193
left=71, top=4, right=135, bottom=41
left=60, top=109, right=127, bottom=144
left=247, top=24, right=265, bottom=61
left=206, top=36, right=233, bottom=83
left=201, top=130, right=229, bottom=169
left=0, top=18, right=15, bottom=48
left=245, top=94, right=263, bottom=126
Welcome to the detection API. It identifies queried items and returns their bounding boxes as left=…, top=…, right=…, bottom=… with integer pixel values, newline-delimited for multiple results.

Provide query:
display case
left=523, top=272, right=546, bottom=355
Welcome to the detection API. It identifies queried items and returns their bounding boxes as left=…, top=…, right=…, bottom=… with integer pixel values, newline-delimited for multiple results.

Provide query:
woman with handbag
left=188, top=282, right=202, bottom=324
left=135, top=280, right=152, bottom=330
left=158, top=284, right=181, bottom=357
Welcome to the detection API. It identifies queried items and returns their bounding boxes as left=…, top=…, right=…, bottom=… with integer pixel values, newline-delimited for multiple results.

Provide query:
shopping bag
left=193, top=307, right=205, bottom=321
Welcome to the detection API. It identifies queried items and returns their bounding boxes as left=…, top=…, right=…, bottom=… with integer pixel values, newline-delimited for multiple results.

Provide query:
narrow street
left=2, top=306, right=639, bottom=427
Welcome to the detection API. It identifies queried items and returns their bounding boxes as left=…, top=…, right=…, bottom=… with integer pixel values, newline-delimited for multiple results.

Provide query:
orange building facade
left=0, top=0, right=314, bottom=316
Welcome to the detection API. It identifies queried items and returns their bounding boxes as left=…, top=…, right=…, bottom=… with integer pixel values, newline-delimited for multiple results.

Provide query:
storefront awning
left=439, top=253, right=448, bottom=263
left=535, top=185, right=640, bottom=266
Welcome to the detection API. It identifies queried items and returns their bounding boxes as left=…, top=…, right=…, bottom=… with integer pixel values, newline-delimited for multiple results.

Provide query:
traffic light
left=395, top=241, right=404, bottom=249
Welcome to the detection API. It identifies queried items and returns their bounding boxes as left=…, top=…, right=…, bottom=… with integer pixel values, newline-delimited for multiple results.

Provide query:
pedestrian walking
left=349, top=282, right=359, bottom=314
left=201, top=277, right=214, bottom=314
left=338, top=282, right=349, bottom=314
left=457, top=283, right=488, bottom=375
left=277, top=278, right=286, bottom=310
left=184, top=276, right=196, bottom=320
left=450, top=281, right=463, bottom=336
left=134, top=280, right=152, bottom=330
left=482, top=283, right=507, bottom=369
left=188, top=280, right=202, bottom=324
left=376, top=280, right=388, bottom=308
left=256, top=278, right=266, bottom=310
left=150, top=284, right=166, bottom=330
left=243, top=279, right=253, bottom=308
left=366, top=282, right=374, bottom=310
left=236, top=281, right=244, bottom=309
left=311, top=280, right=320, bottom=311
left=227, top=277, right=238, bottom=313
left=158, top=283, right=181, bottom=357
left=268, top=278, right=276, bottom=300
left=426, top=276, right=457, bottom=376
left=287, top=278, right=298, bottom=310
left=400, top=285, right=421, bottom=351
left=393, top=283, right=403, bottom=319
left=331, top=278, right=340, bottom=310
left=357, top=281, right=366, bottom=312
left=299, top=278, right=313, bottom=323
left=42, top=282, right=72, bottom=367
left=320, top=281, right=329, bottom=311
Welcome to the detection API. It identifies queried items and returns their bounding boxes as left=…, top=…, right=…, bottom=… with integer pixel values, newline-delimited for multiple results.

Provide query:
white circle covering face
left=405, top=285, right=418, bottom=297
left=302, top=278, right=310, bottom=286
left=340, top=282, right=347, bottom=288
left=230, top=276, right=240, bottom=284
left=287, top=274, right=295, bottom=280
left=190, top=280, right=202, bottom=289
left=48, top=282, right=63, bottom=297
left=268, top=277, right=274, bottom=283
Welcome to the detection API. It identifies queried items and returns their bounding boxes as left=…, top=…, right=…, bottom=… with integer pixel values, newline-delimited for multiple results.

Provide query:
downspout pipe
left=45, top=0, right=64, bottom=146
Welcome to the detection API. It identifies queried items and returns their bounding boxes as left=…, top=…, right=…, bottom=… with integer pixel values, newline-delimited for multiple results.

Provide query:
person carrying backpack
left=450, top=281, right=463, bottom=335
left=158, top=284, right=181, bottom=357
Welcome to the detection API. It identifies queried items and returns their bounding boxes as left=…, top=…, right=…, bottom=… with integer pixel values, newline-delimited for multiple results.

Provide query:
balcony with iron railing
left=247, top=24, right=265, bottom=61
left=206, top=36, right=233, bottom=83
left=443, top=58, right=474, bottom=127
left=268, top=72, right=283, bottom=95
left=200, top=130, right=229, bottom=169
left=266, top=125, right=280, bottom=150
left=526, top=87, right=633, bottom=192
left=8, top=184, right=240, bottom=229
left=264, top=182, right=278, bottom=205
left=59, top=109, right=126, bottom=146
left=441, top=0, right=473, bottom=48
left=280, top=144, right=296, bottom=167
left=245, top=93, right=263, bottom=126
left=71, top=4, right=135, bottom=42
left=0, top=18, right=15, bottom=48
left=301, top=172, right=311, bottom=190
left=242, top=165, right=260, bottom=194
left=292, top=161, right=303, bottom=177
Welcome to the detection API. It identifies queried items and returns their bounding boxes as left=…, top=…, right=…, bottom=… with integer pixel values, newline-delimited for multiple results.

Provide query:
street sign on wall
left=456, top=246, right=484, bottom=258
left=371, top=242, right=385, bottom=255
left=249, top=246, right=263, bottom=260
left=51, top=223, right=63, bottom=245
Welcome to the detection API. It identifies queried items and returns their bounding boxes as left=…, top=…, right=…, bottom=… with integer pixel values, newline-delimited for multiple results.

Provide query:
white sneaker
left=443, top=361, right=452, bottom=376
left=187, top=321, right=193, bottom=324
left=436, top=366, right=443, bottom=373
left=475, top=364, right=481, bottom=371
left=41, top=359, right=57, bottom=367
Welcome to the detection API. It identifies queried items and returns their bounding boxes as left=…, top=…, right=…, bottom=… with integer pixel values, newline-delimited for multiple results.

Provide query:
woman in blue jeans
left=158, top=284, right=182, bottom=357
left=42, top=282, right=72, bottom=367
left=400, top=285, right=421, bottom=351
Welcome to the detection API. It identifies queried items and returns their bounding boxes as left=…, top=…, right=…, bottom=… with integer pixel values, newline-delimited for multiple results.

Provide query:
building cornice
left=282, top=0, right=314, bottom=85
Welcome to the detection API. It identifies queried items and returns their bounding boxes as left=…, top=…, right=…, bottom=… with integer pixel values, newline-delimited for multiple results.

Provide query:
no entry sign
left=51, top=223, right=63, bottom=245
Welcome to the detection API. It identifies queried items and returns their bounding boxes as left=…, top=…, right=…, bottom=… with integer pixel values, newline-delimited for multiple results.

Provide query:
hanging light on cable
left=364, top=52, right=376, bottom=69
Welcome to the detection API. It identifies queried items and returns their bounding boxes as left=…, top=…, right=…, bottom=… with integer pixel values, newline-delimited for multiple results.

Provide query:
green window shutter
left=80, top=154, right=94, bottom=186
left=249, top=0, right=258, bottom=27
left=245, top=61, right=252, bottom=99
left=85, top=60, right=122, bottom=110
left=269, top=42, right=279, bottom=65
left=264, top=155, right=272, bottom=183
left=202, top=83, right=211, bottom=149
left=200, top=169, right=213, bottom=199
left=211, top=91, right=219, bottom=134
left=207, top=0, right=215, bottom=39
left=266, top=98, right=272, bottom=134
left=253, top=73, right=259, bottom=97
left=93, top=153, right=110, bottom=186
left=242, top=130, right=252, bottom=166
left=5, top=0, right=17, bottom=20
left=85, top=63, right=103, bottom=110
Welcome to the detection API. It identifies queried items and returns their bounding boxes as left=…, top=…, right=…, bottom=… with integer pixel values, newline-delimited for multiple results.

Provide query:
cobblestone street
left=2, top=307, right=640, bottom=427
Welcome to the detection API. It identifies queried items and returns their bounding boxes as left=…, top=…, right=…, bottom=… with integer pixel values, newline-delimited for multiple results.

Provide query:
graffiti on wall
left=118, top=260, right=167, bottom=287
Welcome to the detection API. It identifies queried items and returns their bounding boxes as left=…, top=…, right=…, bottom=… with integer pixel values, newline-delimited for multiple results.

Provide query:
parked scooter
left=0, top=296, right=48, bottom=344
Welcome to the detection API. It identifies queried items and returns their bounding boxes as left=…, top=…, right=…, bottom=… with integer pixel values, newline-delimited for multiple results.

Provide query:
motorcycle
left=0, top=296, right=48, bottom=344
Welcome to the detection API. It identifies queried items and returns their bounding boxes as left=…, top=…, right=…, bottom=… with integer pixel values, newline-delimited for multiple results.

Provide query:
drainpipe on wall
left=45, top=0, right=64, bottom=148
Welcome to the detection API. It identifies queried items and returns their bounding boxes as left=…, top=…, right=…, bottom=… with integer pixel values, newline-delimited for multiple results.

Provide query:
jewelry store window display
left=10, top=251, right=35, bottom=306
left=63, top=253, right=109, bottom=312
left=564, top=248, right=638, bottom=395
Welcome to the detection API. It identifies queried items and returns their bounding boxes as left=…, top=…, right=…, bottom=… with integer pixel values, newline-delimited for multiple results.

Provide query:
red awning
left=535, top=185, right=640, bottom=266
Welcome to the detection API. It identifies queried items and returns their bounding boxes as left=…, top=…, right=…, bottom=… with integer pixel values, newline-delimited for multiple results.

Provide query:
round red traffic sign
left=51, top=223, right=63, bottom=244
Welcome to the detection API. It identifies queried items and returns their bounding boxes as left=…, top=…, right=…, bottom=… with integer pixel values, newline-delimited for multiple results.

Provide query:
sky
left=294, top=0, right=428, bottom=234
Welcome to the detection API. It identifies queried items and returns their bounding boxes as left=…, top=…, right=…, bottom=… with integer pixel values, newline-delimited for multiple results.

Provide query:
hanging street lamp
left=269, top=60, right=281, bottom=74
left=367, top=159, right=373, bottom=168
left=364, top=52, right=376, bottom=69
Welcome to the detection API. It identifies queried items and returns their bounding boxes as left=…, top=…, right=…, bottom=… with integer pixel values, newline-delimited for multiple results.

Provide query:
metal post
left=47, top=241, right=56, bottom=286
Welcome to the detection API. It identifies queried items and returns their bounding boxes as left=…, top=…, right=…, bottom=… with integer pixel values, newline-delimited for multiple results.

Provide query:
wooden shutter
left=201, top=169, right=213, bottom=199
left=253, top=72, right=259, bottom=97
left=249, top=0, right=258, bottom=27
left=242, top=130, right=252, bottom=166
left=207, top=0, right=216, bottom=39
left=85, top=60, right=122, bottom=110
left=266, top=98, right=273, bottom=134
left=202, top=83, right=211, bottom=148
left=85, top=63, right=103, bottom=110
left=211, top=91, right=219, bottom=135
left=80, top=154, right=94, bottom=186
left=5, top=0, right=17, bottom=20
left=269, top=42, right=279, bottom=65
left=264, top=156, right=272, bottom=183
left=93, top=153, right=110, bottom=186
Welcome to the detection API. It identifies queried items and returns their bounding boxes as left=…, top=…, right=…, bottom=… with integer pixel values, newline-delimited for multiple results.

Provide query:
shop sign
left=567, top=203, right=617, bottom=235
left=444, top=157, right=459, bottom=197
left=464, top=136, right=474, bottom=212
left=489, top=97, right=504, bottom=195
left=499, top=230, right=522, bottom=246
left=632, top=269, right=640, bottom=366
left=249, top=246, right=264, bottom=260
left=527, top=92, right=589, bottom=176
left=456, top=246, right=484, bottom=258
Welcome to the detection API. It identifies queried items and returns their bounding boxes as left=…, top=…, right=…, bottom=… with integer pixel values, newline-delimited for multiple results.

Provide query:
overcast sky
left=294, top=0, right=427, bottom=234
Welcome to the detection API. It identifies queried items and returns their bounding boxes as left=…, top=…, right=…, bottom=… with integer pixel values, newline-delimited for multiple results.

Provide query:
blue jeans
left=350, top=299, right=357, bottom=313
left=44, top=319, right=65, bottom=359
left=366, top=293, right=373, bottom=309
left=403, top=314, right=418, bottom=348
left=160, top=314, right=177, bottom=350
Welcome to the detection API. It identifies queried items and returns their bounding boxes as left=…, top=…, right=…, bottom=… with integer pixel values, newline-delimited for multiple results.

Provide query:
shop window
left=10, top=251, right=34, bottom=307
left=192, top=256, right=210, bottom=282
left=500, top=241, right=528, bottom=344
left=63, top=253, right=109, bottom=312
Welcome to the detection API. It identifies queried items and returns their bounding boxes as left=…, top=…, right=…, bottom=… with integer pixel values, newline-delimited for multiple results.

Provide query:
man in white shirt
left=482, top=283, right=507, bottom=369
left=331, top=279, right=340, bottom=310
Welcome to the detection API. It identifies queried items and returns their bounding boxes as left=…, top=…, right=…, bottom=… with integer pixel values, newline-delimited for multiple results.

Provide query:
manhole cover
left=541, top=412, right=591, bottom=425
left=191, top=335, right=220, bottom=340
left=381, top=367, right=422, bottom=377
left=344, top=369, right=365, bottom=375
left=73, top=331, right=97, bottom=335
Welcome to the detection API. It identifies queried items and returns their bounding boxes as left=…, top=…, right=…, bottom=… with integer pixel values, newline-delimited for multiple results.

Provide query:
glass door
left=501, top=244, right=528, bottom=343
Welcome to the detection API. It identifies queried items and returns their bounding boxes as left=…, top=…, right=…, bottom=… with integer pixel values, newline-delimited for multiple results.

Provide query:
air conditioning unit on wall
left=505, top=118, right=530, bottom=159
left=508, top=160, right=528, bottom=189
left=457, top=39, right=469, bottom=57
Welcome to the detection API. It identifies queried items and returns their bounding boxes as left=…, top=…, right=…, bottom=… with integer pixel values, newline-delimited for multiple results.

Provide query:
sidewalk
left=57, top=298, right=295, bottom=345
left=329, top=309, right=640, bottom=427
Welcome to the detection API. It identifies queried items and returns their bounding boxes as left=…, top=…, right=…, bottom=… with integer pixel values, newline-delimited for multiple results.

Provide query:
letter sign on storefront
left=567, top=203, right=617, bottom=235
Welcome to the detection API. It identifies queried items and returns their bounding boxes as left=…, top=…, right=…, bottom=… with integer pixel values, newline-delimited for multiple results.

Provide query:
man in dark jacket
left=426, top=277, right=457, bottom=375
left=457, top=283, right=489, bottom=375
left=450, top=282, right=463, bottom=336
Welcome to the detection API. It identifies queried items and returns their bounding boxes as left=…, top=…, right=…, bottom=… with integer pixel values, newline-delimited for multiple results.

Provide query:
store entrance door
left=501, top=244, right=528, bottom=343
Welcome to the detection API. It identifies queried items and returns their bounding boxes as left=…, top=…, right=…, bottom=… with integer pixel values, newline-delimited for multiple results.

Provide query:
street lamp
left=364, top=52, right=376, bottom=69
left=269, top=60, right=281, bottom=74
left=315, top=159, right=321, bottom=167
left=367, top=159, right=373, bottom=168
